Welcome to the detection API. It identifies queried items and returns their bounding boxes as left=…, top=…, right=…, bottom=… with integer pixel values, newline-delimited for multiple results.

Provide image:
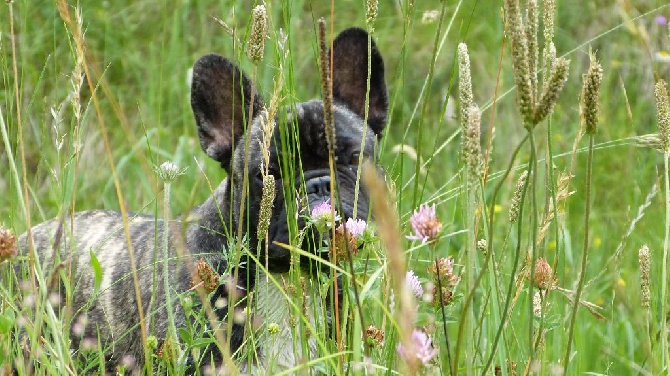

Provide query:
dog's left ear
left=190, top=54, right=264, bottom=170
left=330, top=28, right=389, bottom=136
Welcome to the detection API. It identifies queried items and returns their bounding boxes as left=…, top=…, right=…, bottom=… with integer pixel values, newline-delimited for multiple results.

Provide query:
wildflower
left=331, top=224, right=359, bottom=260
left=246, top=4, right=268, bottom=65
left=421, top=10, right=440, bottom=25
left=0, top=227, right=17, bottom=263
left=344, top=218, right=367, bottom=239
left=407, top=204, right=442, bottom=243
left=655, top=51, right=670, bottom=64
left=311, top=200, right=340, bottom=233
left=532, top=257, right=553, bottom=290
left=365, top=324, right=385, bottom=348
left=154, top=161, right=187, bottom=183
left=430, top=257, right=459, bottom=288
left=656, top=15, right=668, bottom=26
left=639, top=245, right=651, bottom=309
left=405, top=270, right=424, bottom=299
left=397, top=329, right=438, bottom=365
left=432, top=286, right=454, bottom=306
left=191, top=258, right=220, bottom=294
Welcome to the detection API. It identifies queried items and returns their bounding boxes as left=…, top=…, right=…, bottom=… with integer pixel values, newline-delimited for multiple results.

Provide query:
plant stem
left=163, top=182, right=177, bottom=344
left=662, top=152, right=670, bottom=370
left=481, top=133, right=532, bottom=376
left=563, top=134, right=594, bottom=371
left=454, top=132, right=529, bottom=376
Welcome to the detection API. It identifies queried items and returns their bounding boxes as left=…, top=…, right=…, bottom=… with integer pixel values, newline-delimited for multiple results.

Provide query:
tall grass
left=2, top=0, right=670, bottom=374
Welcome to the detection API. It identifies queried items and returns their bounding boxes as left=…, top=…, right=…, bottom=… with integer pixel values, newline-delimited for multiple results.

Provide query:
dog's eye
left=350, top=152, right=361, bottom=166
left=264, top=165, right=280, bottom=178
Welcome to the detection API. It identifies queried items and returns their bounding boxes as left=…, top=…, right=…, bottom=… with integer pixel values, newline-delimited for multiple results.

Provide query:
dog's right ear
left=191, top=54, right=264, bottom=169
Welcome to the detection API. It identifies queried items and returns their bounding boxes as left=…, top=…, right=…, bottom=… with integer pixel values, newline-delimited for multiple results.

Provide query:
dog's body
left=13, top=27, right=388, bottom=373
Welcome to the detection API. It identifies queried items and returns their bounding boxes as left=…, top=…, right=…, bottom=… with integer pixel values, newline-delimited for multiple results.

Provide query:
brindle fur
left=12, top=27, right=388, bottom=373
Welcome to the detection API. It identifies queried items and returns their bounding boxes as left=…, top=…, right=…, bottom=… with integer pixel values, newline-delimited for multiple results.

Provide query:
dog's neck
left=186, top=178, right=236, bottom=261
left=241, top=271, right=321, bottom=372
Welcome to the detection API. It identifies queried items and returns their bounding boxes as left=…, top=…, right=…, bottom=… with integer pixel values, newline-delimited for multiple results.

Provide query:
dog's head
left=190, top=28, right=388, bottom=273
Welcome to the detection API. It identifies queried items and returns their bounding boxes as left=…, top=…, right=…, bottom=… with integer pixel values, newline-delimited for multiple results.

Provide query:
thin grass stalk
left=0, top=106, right=25, bottom=215
left=454, top=132, right=529, bottom=376
left=434, top=255, right=453, bottom=376
left=662, top=152, right=670, bottom=369
left=527, top=131, right=540, bottom=359
left=162, top=181, right=178, bottom=349
left=411, top=2, right=448, bottom=208
left=229, top=69, right=257, bottom=369
left=562, top=135, right=594, bottom=371
left=347, top=9, right=377, bottom=360
left=362, top=164, right=416, bottom=375
left=481, top=145, right=531, bottom=376
left=54, top=2, right=153, bottom=370
left=464, top=145, right=476, bottom=376
left=317, top=19, right=344, bottom=366
left=9, top=0, right=36, bottom=297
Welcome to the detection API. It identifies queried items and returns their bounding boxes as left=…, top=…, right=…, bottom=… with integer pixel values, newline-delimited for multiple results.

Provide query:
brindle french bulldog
left=14, top=27, right=388, bottom=373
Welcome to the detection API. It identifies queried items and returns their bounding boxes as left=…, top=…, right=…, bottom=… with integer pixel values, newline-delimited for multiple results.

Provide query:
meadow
left=1, top=0, right=670, bottom=374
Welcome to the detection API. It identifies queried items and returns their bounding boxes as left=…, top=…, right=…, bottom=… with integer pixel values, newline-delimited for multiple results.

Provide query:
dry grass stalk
left=361, top=163, right=418, bottom=374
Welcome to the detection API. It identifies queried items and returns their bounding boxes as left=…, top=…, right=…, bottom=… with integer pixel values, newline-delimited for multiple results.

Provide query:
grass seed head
left=638, top=244, right=651, bottom=308
left=246, top=4, right=268, bottom=65
left=533, top=57, right=570, bottom=125
left=509, top=170, right=529, bottom=224
left=366, top=0, right=378, bottom=30
left=654, top=79, right=670, bottom=153
left=505, top=0, right=534, bottom=125
left=581, top=52, right=603, bottom=135
left=257, top=174, right=275, bottom=240
left=464, top=105, right=484, bottom=180
left=458, top=43, right=474, bottom=134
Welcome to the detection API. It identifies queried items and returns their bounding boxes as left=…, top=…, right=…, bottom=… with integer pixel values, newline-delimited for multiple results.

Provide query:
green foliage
left=2, top=0, right=670, bottom=374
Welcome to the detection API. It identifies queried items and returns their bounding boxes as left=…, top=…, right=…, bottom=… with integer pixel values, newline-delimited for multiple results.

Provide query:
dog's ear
left=331, top=27, right=389, bottom=135
left=191, top=54, right=264, bottom=169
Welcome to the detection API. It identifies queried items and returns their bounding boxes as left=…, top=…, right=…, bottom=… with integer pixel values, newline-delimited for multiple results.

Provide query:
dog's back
left=15, top=211, right=199, bottom=367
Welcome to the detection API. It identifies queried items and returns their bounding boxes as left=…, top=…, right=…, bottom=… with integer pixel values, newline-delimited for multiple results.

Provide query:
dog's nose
left=306, top=176, right=331, bottom=196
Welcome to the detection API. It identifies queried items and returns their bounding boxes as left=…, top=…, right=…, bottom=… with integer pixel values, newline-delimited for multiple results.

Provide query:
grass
left=2, top=0, right=670, bottom=374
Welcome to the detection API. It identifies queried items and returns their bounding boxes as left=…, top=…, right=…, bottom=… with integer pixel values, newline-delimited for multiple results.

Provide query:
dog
left=12, top=27, right=388, bottom=373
